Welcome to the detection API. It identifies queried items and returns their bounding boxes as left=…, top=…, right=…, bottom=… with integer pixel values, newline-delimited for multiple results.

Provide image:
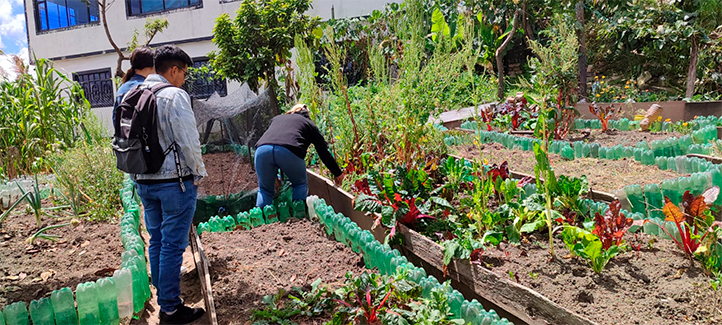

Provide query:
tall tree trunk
left=576, top=1, right=588, bottom=99
left=686, top=36, right=699, bottom=98
left=496, top=9, right=521, bottom=100
left=99, top=0, right=127, bottom=78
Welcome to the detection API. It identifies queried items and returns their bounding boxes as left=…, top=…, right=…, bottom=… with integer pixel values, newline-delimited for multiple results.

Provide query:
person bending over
left=254, top=104, right=344, bottom=207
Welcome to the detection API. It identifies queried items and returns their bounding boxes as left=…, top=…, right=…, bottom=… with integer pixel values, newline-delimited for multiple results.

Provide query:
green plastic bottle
left=97, top=277, right=120, bottom=325
left=643, top=184, right=664, bottom=220
left=0, top=308, right=5, bottom=325
left=209, top=216, right=223, bottom=232
left=235, top=212, right=252, bottom=230
left=263, top=205, right=279, bottom=224
left=292, top=200, right=306, bottom=219
left=76, top=282, right=100, bottom=325
left=249, top=207, right=265, bottom=227
left=655, top=157, right=667, bottom=170
left=197, top=222, right=210, bottom=234
left=3, top=302, right=29, bottom=325
left=661, top=179, right=680, bottom=206
left=124, top=264, right=145, bottom=314
left=277, top=201, right=291, bottom=222
left=113, top=268, right=134, bottom=321
left=625, top=185, right=646, bottom=214
left=29, top=298, right=54, bottom=325
left=51, top=287, right=78, bottom=325
left=222, top=215, right=236, bottom=231
left=560, top=146, right=574, bottom=160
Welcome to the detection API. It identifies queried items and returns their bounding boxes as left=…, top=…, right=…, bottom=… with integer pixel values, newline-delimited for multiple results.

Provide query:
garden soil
left=202, top=218, right=368, bottom=325
left=523, top=129, right=686, bottom=148
left=453, top=143, right=686, bottom=193
left=480, top=232, right=721, bottom=325
left=0, top=206, right=122, bottom=306
left=198, top=152, right=257, bottom=197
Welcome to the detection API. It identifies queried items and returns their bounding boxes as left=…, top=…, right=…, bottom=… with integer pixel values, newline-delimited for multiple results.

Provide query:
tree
left=93, top=0, right=168, bottom=78
left=495, top=9, right=521, bottom=100
left=209, top=0, right=319, bottom=111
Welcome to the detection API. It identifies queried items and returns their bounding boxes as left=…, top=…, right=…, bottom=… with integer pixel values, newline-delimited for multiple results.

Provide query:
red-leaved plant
left=592, top=200, right=633, bottom=250
left=589, top=103, right=620, bottom=132
left=644, top=187, right=722, bottom=262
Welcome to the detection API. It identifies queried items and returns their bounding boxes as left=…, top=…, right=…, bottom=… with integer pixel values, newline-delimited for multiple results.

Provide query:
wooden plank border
left=189, top=225, right=218, bottom=325
left=306, top=169, right=598, bottom=325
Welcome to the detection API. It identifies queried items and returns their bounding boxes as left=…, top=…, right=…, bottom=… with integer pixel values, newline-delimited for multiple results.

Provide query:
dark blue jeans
left=255, top=144, right=308, bottom=207
left=135, top=179, right=197, bottom=312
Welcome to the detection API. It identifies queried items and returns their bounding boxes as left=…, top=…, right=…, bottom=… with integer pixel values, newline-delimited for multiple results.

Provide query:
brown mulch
left=0, top=209, right=122, bottom=306
left=203, top=218, right=368, bottom=325
left=198, top=152, right=257, bottom=197
left=481, top=232, right=721, bottom=325
left=453, top=143, right=687, bottom=194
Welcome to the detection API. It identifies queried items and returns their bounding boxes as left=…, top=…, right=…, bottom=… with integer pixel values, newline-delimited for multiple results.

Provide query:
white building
left=24, top=0, right=397, bottom=129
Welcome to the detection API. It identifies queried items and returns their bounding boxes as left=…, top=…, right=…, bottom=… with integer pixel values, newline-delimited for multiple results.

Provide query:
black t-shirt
left=256, top=113, right=343, bottom=177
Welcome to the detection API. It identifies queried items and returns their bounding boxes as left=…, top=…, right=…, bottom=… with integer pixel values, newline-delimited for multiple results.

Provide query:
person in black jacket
left=254, top=104, right=344, bottom=207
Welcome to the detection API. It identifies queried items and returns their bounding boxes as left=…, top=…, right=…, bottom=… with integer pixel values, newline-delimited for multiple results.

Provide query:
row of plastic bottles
left=619, top=171, right=718, bottom=219
left=197, top=200, right=307, bottom=234
left=692, top=125, right=718, bottom=144
left=0, top=175, right=55, bottom=210
left=0, top=178, right=148, bottom=325
left=200, top=143, right=253, bottom=157
left=308, top=196, right=512, bottom=325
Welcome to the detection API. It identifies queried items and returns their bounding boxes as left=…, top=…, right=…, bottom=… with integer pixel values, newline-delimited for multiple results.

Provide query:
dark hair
left=121, top=46, right=154, bottom=83
left=154, top=45, right=193, bottom=74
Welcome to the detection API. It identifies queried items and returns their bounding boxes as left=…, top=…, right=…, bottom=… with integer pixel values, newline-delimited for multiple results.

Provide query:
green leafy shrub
left=50, top=118, right=123, bottom=221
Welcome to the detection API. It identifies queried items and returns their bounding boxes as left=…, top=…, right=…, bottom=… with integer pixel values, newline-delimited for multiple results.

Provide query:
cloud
left=0, top=1, right=26, bottom=51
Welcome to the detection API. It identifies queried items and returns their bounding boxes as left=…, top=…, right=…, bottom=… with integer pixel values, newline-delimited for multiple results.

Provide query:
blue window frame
left=35, top=0, right=99, bottom=32
left=125, top=0, right=201, bottom=16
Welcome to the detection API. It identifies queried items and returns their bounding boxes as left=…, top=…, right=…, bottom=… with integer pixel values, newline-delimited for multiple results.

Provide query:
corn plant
left=0, top=57, right=89, bottom=179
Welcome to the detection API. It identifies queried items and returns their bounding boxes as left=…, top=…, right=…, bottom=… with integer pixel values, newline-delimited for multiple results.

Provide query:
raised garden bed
left=452, top=143, right=686, bottom=194
left=0, top=208, right=121, bottom=307
left=306, top=169, right=722, bottom=325
left=195, top=145, right=259, bottom=224
left=203, top=218, right=367, bottom=323
left=481, top=232, right=722, bottom=325
left=198, top=152, right=256, bottom=197
left=538, top=129, right=686, bottom=148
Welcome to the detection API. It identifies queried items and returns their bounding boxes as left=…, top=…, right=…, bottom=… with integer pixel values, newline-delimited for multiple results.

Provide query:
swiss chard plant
left=589, top=103, right=621, bottom=132
left=354, top=165, right=453, bottom=241
left=561, top=200, right=633, bottom=273
left=644, top=187, right=722, bottom=264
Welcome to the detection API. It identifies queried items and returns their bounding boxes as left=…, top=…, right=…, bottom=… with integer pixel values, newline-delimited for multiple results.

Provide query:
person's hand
left=334, top=174, right=345, bottom=186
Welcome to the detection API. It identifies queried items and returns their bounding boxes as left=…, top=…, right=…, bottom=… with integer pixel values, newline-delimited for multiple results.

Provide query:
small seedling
left=529, top=272, right=539, bottom=280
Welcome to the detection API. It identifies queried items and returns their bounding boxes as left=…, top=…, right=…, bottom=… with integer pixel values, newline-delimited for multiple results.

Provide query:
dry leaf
left=80, top=241, right=90, bottom=248
left=290, top=274, right=296, bottom=283
left=278, top=249, right=285, bottom=257
left=4, top=275, right=19, bottom=281
left=40, top=270, right=56, bottom=282
left=18, top=273, right=27, bottom=281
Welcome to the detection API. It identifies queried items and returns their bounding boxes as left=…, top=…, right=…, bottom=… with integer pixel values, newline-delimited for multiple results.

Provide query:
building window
left=35, top=0, right=99, bottom=32
left=187, top=58, right=227, bottom=99
left=125, top=0, right=202, bottom=16
left=73, top=68, right=114, bottom=108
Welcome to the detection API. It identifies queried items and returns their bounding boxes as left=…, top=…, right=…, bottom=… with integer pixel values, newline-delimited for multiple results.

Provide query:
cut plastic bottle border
left=195, top=196, right=513, bottom=325
left=0, top=176, right=148, bottom=325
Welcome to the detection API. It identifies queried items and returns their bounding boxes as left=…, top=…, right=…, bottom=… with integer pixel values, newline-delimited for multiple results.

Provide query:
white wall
left=26, top=0, right=399, bottom=130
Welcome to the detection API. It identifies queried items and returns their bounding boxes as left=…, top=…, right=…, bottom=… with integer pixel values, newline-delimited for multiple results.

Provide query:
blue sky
left=0, top=0, right=29, bottom=61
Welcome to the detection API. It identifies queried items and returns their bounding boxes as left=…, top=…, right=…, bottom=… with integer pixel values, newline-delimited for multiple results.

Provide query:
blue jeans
left=135, top=180, right=197, bottom=312
left=255, top=145, right=308, bottom=207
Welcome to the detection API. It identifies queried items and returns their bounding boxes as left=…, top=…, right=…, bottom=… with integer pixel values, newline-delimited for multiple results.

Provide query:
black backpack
left=112, top=84, right=182, bottom=178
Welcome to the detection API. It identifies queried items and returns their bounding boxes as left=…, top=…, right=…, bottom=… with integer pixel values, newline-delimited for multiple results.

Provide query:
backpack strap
left=151, top=83, right=187, bottom=192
